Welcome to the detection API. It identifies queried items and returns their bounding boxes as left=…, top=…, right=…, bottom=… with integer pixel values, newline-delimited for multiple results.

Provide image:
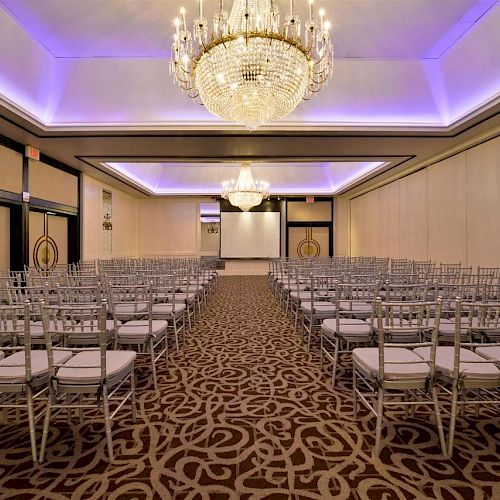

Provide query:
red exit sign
left=306, top=196, right=315, bottom=204
left=25, top=145, right=40, bottom=160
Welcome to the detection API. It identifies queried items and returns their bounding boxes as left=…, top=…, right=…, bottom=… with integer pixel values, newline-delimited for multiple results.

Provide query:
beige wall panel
left=29, top=160, right=78, bottom=207
left=0, top=206, right=9, bottom=269
left=138, top=199, right=198, bottom=256
left=334, top=197, right=350, bottom=256
left=350, top=196, right=363, bottom=257
left=378, top=182, right=400, bottom=259
left=399, top=170, right=427, bottom=260
left=427, top=153, right=467, bottom=264
left=466, top=137, right=500, bottom=267
left=82, top=175, right=138, bottom=260
left=287, top=201, right=332, bottom=222
left=364, top=190, right=380, bottom=256
left=200, top=223, right=220, bottom=255
left=0, top=145, right=22, bottom=193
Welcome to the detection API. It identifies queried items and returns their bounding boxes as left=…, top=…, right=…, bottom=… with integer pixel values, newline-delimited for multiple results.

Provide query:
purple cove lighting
left=104, top=161, right=387, bottom=196
left=424, top=0, right=498, bottom=59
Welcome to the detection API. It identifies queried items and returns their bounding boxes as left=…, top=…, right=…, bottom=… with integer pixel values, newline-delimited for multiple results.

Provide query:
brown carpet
left=1, top=276, right=499, bottom=499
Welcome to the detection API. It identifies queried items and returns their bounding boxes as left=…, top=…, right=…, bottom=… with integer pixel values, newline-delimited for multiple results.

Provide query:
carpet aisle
left=0, top=276, right=499, bottom=499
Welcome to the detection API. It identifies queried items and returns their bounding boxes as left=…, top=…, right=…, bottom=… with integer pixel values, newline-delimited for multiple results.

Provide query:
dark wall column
left=21, top=155, right=29, bottom=270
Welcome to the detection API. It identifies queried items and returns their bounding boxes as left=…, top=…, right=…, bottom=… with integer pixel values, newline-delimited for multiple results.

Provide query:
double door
left=287, top=224, right=332, bottom=258
left=29, top=211, right=68, bottom=270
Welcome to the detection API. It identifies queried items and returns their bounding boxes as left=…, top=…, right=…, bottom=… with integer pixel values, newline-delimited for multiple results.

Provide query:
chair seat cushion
left=152, top=303, right=186, bottom=316
left=290, top=291, right=311, bottom=300
left=56, top=351, right=136, bottom=385
left=414, top=346, right=500, bottom=380
left=322, top=318, right=372, bottom=341
left=0, top=350, right=72, bottom=383
left=117, top=319, right=168, bottom=339
left=113, top=303, right=148, bottom=319
left=339, top=301, right=373, bottom=313
left=302, top=301, right=336, bottom=312
left=475, top=346, right=500, bottom=362
left=353, top=347, right=430, bottom=380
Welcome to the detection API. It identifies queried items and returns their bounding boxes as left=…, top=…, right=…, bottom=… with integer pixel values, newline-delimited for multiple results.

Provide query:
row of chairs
left=0, top=258, right=219, bottom=464
left=268, top=257, right=500, bottom=457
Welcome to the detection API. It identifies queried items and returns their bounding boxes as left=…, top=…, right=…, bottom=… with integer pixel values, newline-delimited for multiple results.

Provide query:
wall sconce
left=103, top=213, right=113, bottom=231
left=207, top=223, right=219, bottom=234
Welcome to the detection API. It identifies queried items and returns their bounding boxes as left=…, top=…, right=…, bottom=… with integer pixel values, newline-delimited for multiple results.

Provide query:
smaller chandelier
left=222, top=163, right=270, bottom=212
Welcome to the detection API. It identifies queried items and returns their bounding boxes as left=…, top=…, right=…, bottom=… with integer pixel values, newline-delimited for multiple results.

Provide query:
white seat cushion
left=117, top=319, right=168, bottom=339
left=113, top=303, right=148, bottom=318
left=0, top=350, right=72, bottom=383
left=475, top=346, right=500, bottom=362
left=56, top=351, right=136, bottom=385
left=322, top=318, right=371, bottom=342
left=339, top=301, right=373, bottom=313
left=353, top=347, right=430, bottom=380
left=414, top=346, right=500, bottom=380
left=301, top=302, right=336, bottom=314
left=78, top=319, right=119, bottom=332
left=152, top=303, right=186, bottom=315
left=290, top=290, right=311, bottom=300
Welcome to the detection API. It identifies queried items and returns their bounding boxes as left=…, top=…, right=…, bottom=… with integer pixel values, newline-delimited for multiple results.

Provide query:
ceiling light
left=222, top=163, right=270, bottom=211
left=170, top=0, right=333, bottom=130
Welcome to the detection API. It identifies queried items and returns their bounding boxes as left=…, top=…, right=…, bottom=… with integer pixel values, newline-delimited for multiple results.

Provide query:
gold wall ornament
left=170, top=0, right=333, bottom=130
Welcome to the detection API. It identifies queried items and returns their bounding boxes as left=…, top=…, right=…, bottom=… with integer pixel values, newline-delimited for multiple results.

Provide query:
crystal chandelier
left=222, top=163, right=270, bottom=211
left=170, top=0, right=333, bottom=130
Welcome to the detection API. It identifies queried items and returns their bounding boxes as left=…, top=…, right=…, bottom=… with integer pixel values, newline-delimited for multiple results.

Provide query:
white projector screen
left=220, top=212, right=280, bottom=258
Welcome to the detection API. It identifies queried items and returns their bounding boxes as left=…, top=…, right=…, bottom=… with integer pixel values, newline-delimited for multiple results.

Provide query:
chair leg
left=26, top=387, right=38, bottom=465
left=431, top=387, right=447, bottom=456
left=374, top=388, right=384, bottom=457
left=320, top=330, right=324, bottom=370
left=150, top=337, right=158, bottom=391
left=332, top=337, right=340, bottom=386
left=352, top=368, right=358, bottom=419
left=447, top=385, right=459, bottom=457
left=130, top=370, right=137, bottom=423
left=173, top=316, right=180, bottom=354
left=102, top=385, right=114, bottom=463
left=40, top=391, right=53, bottom=463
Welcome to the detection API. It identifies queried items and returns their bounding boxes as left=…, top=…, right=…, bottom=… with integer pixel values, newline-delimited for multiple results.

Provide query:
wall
left=200, top=223, right=220, bottom=255
left=346, top=136, right=500, bottom=266
left=81, top=174, right=139, bottom=260
left=0, top=144, right=22, bottom=193
left=0, top=206, right=9, bottom=269
left=29, top=160, right=78, bottom=207
left=138, top=198, right=207, bottom=257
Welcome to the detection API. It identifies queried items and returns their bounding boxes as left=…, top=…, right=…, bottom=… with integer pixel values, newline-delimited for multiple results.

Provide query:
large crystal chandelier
left=170, top=0, right=333, bottom=130
left=222, top=163, right=270, bottom=211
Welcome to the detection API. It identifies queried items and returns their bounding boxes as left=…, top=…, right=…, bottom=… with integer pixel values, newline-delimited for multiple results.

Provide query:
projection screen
left=220, top=212, right=280, bottom=258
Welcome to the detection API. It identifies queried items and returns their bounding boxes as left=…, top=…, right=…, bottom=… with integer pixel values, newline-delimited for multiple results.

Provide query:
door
left=29, top=211, right=68, bottom=270
left=288, top=225, right=331, bottom=258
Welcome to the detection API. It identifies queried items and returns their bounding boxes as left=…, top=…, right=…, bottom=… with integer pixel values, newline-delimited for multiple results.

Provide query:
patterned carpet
left=1, top=276, right=500, bottom=499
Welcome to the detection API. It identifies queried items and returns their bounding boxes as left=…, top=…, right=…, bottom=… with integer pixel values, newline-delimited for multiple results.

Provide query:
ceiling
left=1, top=0, right=494, bottom=59
left=0, top=1, right=498, bottom=198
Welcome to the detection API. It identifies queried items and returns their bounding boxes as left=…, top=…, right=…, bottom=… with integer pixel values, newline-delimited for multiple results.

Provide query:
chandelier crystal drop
left=222, top=163, right=270, bottom=211
left=170, top=0, right=333, bottom=130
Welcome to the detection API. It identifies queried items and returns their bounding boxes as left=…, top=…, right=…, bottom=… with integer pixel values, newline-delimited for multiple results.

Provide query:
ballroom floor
left=1, top=276, right=499, bottom=499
